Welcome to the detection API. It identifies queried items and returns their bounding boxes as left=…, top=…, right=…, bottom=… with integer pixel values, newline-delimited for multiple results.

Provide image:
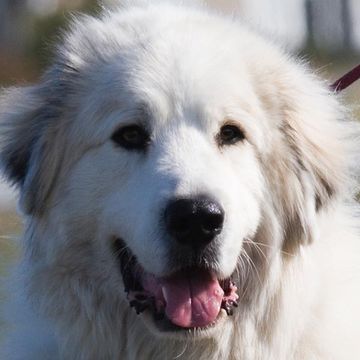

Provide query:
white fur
left=1, top=2, right=360, bottom=359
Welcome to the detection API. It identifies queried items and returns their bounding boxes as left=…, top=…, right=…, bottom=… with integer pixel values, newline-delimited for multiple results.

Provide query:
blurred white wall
left=350, top=0, right=360, bottom=51
left=207, top=0, right=306, bottom=50
left=240, top=0, right=306, bottom=50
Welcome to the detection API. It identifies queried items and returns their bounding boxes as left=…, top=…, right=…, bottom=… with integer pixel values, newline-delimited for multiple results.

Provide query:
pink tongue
left=161, top=270, right=224, bottom=328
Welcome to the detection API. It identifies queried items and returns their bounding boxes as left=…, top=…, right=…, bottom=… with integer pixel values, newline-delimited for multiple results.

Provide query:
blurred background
left=0, top=0, right=360, bottom=336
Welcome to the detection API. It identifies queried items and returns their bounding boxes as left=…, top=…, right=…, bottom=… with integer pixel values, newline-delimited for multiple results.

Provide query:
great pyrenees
left=1, top=2, right=360, bottom=359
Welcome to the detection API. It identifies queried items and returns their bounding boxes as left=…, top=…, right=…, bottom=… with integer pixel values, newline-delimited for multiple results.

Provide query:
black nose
left=164, top=196, right=224, bottom=247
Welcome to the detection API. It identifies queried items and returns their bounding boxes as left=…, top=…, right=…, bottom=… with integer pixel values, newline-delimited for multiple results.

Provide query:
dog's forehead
left=93, top=31, right=255, bottom=128
left=67, top=5, right=272, bottom=145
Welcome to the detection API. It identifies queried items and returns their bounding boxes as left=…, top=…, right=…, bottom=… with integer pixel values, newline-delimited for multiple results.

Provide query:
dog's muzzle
left=112, top=196, right=238, bottom=330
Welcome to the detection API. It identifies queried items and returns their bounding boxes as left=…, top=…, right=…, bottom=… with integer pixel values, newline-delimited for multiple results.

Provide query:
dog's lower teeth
left=223, top=305, right=233, bottom=316
left=221, top=298, right=237, bottom=316
left=230, top=300, right=238, bottom=307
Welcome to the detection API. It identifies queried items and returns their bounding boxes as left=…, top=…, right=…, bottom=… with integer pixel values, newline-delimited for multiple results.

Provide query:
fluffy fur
left=1, top=2, right=360, bottom=359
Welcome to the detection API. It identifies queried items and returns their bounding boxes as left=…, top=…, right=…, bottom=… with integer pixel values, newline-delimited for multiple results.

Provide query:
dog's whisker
left=243, top=239, right=295, bottom=258
left=243, top=239, right=269, bottom=265
left=234, top=257, right=251, bottom=303
left=173, top=342, right=188, bottom=359
left=123, top=256, right=138, bottom=279
left=240, top=249, right=263, bottom=288
left=113, top=246, right=129, bottom=258
left=237, top=271, right=251, bottom=304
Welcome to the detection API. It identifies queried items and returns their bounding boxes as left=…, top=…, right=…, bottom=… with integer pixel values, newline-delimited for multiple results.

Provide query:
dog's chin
left=141, top=305, right=231, bottom=339
left=113, top=238, right=239, bottom=337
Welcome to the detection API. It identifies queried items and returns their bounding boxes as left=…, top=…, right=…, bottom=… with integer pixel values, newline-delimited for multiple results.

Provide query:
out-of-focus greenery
left=0, top=211, right=21, bottom=341
left=29, top=0, right=99, bottom=70
left=0, top=211, right=20, bottom=279
left=0, top=0, right=99, bottom=85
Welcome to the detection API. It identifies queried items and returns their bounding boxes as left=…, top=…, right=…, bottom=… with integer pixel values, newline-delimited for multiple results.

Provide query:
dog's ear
left=278, top=75, right=356, bottom=248
left=0, top=85, right=63, bottom=215
left=260, top=68, right=357, bottom=250
left=283, top=86, right=349, bottom=211
left=0, top=86, right=41, bottom=185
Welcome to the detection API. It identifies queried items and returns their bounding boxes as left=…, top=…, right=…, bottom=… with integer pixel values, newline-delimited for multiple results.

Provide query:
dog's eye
left=218, top=124, right=245, bottom=146
left=111, top=125, right=150, bottom=150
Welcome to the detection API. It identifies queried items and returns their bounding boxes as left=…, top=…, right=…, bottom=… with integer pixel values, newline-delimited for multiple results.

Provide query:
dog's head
left=0, top=3, right=353, bottom=338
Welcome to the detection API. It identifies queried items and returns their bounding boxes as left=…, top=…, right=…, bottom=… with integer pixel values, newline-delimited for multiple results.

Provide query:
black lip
left=112, top=238, right=143, bottom=292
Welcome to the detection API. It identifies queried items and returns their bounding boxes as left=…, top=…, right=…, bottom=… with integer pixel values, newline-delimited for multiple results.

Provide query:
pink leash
left=330, top=63, right=360, bottom=93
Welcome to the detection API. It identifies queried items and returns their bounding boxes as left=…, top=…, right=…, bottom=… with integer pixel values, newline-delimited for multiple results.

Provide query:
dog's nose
left=164, top=196, right=224, bottom=247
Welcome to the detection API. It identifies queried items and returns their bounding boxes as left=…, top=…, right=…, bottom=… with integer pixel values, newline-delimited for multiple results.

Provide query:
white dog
left=1, top=2, right=360, bottom=359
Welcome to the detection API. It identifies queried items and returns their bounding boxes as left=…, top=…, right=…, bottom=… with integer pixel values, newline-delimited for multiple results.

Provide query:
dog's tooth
left=224, top=305, right=233, bottom=316
left=221, top=300, right=236, bottom=316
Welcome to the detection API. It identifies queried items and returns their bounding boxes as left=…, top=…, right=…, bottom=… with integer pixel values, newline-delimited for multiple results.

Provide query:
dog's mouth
left=113, top=239, right=239, bottom=330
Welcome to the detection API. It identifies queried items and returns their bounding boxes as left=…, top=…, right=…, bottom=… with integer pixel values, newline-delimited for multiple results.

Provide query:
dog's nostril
left=164, top=196, right=224, bottom=247
left=171, top=216, right=191, bottom=234
left=201, top=212, right=224, bottom=234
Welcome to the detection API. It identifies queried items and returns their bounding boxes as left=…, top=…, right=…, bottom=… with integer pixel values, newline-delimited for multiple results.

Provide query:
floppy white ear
left=0, top=85, right=63, bottom=215
left=264, top=70, right=357, bottom=249
left=292, top=84, right=359, bottom=244
left=284, top=88, right=350, bottom=210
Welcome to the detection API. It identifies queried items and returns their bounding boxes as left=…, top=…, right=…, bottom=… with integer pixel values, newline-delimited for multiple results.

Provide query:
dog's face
left=52, top=14, right=265, bottom=332
left=72, top=73, right=263, bottom=276
left=0, top=3, right=346, bottom=338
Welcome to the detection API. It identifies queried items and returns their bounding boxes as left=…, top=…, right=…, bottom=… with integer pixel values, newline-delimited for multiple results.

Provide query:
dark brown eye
left=111, top=125, right=150, bottom=150
left=218, top=124, right=245, bottom=146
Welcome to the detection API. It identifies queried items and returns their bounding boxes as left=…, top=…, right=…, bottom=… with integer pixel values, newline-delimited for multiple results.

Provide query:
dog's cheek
left=219, top=189, right=262, bottom=277
left=216, top=157, right=264, bottom=277
left=46, top=146, right=133, bottom=237
left=93, top=172, right=169, bottom=275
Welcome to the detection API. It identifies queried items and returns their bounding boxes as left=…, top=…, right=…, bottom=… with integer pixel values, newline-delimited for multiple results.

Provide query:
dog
left=1, top=1, right=360, bottom=359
